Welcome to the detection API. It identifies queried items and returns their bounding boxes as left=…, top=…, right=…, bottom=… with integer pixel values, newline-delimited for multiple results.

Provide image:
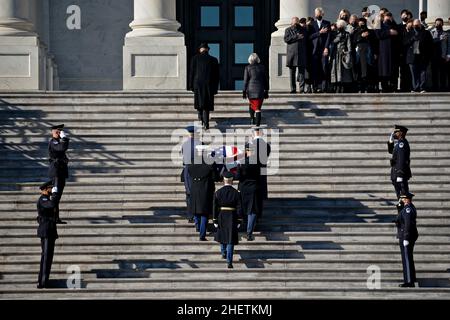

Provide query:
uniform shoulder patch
left=399, top=142, right=404, bottom=148
left=406, top=207, right=411, bottom=213
left=42, top=197, right=48, bottom=201
left=52, top=141, right=59, bottom=145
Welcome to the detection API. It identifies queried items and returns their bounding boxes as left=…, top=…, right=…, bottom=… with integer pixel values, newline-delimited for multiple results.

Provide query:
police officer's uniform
left=48, top=124, right=70, bottom=223
left=36, top=181, right=59, bottom=289
left=213, top=171, right=242, bottom=268
left=388, top=125, right=411, bottom=201
left=395, top=192, right=419, bottom=287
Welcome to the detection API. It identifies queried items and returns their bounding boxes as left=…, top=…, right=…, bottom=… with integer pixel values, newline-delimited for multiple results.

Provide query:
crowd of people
left=284, top=7, right=450, bottom=94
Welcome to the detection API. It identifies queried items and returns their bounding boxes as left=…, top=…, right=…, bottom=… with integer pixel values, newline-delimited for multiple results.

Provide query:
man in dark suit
left=395, top=192, right=418, bottom=287
left=309, top=7, right=331, bottom=93
left=48, top=124, right=69, bottom=224
left=36, top=180, right=59, bottom=289
left=398, top=10, right=413, bottom=92
left=284, top=17, right=309, bottom=93
left=188, top=43, right=220, bottom=130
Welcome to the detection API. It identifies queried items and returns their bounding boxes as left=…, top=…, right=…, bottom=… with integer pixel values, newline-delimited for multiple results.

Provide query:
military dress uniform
left=395, top=193, right=419, bottom=287
left=388, top=125, right=411, bottom=201
left=36, top=181, right=59, bottom=289
left=48, top=124, right=70, bottom=222
left=213, top=172, right=242, bottom=268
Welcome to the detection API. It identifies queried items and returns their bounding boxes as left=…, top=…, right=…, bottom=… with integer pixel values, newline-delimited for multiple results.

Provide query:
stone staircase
left=0, top=92, right=450, bottom=299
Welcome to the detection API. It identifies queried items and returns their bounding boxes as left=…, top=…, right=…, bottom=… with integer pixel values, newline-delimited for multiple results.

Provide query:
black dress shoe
left=290, top=90, right=297, bottom=94
left=246, top=234, right=254, bottom=241
left=199, top=237, right=207, bottom=241
left=221, top=253, right=227, bottom=259
left=37, top=283, right=45, bottom=289
left=56, top=219, right=67, bottom=224
left=227, top=263, right=233, bottom=269
left=399, top=283, right=415, bottom=288
left=188, top=218, right=194, bottom=223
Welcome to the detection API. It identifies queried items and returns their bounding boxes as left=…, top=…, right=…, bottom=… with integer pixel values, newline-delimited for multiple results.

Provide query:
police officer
left=181, top=126, right=202, bottom=223
left=395, top=192, right=418, bottom=287
left=235, top=143, right=263, bottom=241
left=36, top=180, right=59, bottom=289
left=48, top=124, right=70, bottom=224
left=250, top=127, right=271, bottom=200
left=188, top=145, right=220, bottom=240
left=388, top=125, right=411, bottom=210
left=213, top=171, right=243, bottom=269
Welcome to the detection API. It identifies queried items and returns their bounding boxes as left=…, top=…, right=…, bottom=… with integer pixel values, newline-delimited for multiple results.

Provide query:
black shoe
left=399, top=283, right=415, bottom=288
left=37, top=283, right=45, bottom=289
left=227, top=263, right=233, bottom=269
left=290, top=90, right=297, bottom=94
left=199, top=237, right=207, bottom=241
left=247, top=234, right=254, bottom=241
left=188, top=218, right=194, bottom=223
left=56, top=219, right=67, bottom=224
left=222, top=253, right=227, bottom=259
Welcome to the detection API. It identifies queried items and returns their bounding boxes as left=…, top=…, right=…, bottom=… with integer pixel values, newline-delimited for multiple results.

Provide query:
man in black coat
left=284, top=17, right=309, bottom=93
left=48, top=124, right=69, bottom=224
left=213, top=171, right=243, bottom=269
left=404, top=19, right=434, bottom=92
left=309, top=7, right=331, bottom=93
left=395, top=192, right=418, bottom=287
left=188, top=146, right=220, bottom=240
left=36, top=180, right=59, bottom=289
left=235, top=144, right=262, bottom=241
left=388, top=125, right=412, bottom=211
left=398, top=10, right=413, bottom=92
left=188, top=43, right=220, bottom=130
left=250, top=127, right=271, bottom=201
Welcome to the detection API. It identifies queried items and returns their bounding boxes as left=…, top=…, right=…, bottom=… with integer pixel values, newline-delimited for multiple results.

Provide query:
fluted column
left=269, top=0, right=310, bottom=90
left=0, top=0, right=36, bottom=36
left=123, top=0, right=187, bottom=90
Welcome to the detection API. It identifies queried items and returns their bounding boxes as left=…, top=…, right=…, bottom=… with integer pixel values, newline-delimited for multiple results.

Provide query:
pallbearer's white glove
left=51, top=187, right=58, bottom=194
left=389, top=132, right=395, bottom=143
left=403, top=240, right=409, bottom=247
left=59, top=131, right=67, bottom=139
left=237, top=224, right=241, bottom=229
left=214, top=224, right=218, bottom=228
left=396, top=177, right=403, bottom=182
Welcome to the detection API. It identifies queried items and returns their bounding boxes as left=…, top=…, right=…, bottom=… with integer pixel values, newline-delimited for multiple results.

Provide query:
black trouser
left=198, top=110, right=210, bottom=128
left=399, top=239, right=416, bottom=284
left=399, top=61, right=412, bottom=92
left=289, top=66, right=305, bottom=92
left=409, top=62, right=427, bottom=92
left=52, top=176, right=66, bottom=220
left=431, top=58, right=448, bottom=92
left=392, top=179, right=409, bottom=199
left=38, top=237, right=56, bottom=287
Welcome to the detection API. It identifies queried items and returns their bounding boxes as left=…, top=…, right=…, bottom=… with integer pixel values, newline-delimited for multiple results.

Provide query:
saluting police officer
left=181, top=126, right=202, bottom=223
left=48, top=124, right=70, bottom=224
left=395, top=192, right=419, bottom=287
left=188, top=145, right=220, bottom=241
left=250, top=127, right=271, bottom=200
left=235, top=143, right=263, bottom=241
left=388, top=125, right=411, bottom=211
left=36, top=180, right=59, bottom=289
left=213, top=171, right=243, bottom=269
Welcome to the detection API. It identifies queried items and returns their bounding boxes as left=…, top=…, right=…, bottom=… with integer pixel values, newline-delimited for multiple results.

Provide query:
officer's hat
left=39, top=180, right=53, bottom=190
left=394, top=125, right=408, bottom=134
left=222, top=171, right=234, bottom=179
left=185, top=125, right=198, bottom=134
left=51, top=124, right=64, bottom=130
left=399, top=192, right=414, bottom=199
left=198, top=42, right=210, bottom=50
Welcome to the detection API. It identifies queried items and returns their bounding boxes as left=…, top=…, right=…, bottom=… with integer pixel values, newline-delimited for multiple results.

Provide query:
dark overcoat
left=284, top=25, right=309, bottom=68
left=37, top=194, right=58, bottom=239
left=376, top=21, right=399, bottom=78
left=213, top=185, right=242, bottom=245
left=188, top=163, right=219, bottom=216
left=188, top=52, right=220, bottom=112
left=235, top=161, right=263, bottom=217
left=404, top=28, right=433, bottom=65
left=389, top=138, right=412, bottom=181
left=48, top=137, right=69, bottom=178
left=243, top=63, right=269, bottom=99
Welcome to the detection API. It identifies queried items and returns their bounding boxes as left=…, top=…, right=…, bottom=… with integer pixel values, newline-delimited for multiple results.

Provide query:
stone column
left=123, top=0, right=187, bottom=90
left=269, top=0, right=311, bottom=90
left=426, top=0, right=450, bottom=28
left=0, top=0, right=47, bottom=90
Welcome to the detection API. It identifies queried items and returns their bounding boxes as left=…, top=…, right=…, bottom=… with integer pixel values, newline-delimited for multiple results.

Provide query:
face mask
left=317, top=16, right=322, bottom=21
left=341, top=16, right=348, bottom=21
left=436, top=25, right=443, bottom=30
left=402, top=17, right=409, bottom=22
left=414, top=26, right=421, bottom=31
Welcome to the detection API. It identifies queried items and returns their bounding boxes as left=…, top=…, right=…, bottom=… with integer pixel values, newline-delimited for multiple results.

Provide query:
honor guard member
left=388, top=125, right=411, bottom=210
left=395, top=192, right=418, bottom=287
left=48, top=124, right=70, bottom=224
left=181, top=125, right=202, bottom=223
left=36, top=180, right=59, bottom=289
left=188, top=145, right=220, bottom=241
left=250, top=126, right=271, bottom=200
left=235, top=143, right=263, bottom=241
left=213, top=171, right=243, bottom=269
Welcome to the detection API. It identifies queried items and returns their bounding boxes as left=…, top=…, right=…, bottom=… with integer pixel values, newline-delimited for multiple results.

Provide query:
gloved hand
left=51, top=186, right=58, bottom=194
left=237, top=224, right=241, bottom=229
left=396, top=177, right=403, bottom=182
left=242, top=91, right=247, bottom=99
left=214, top=224, right=218, bottom=228
left=389, top=132, right=395, bottom=143
left=403, top=240, right=409, bottom=247
left=59, top=130, right=67, bottom=139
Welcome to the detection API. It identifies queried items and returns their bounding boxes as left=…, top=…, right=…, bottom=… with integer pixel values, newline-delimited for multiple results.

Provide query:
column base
left=0, top=36, right=48, bottom=90
left=123, top=36, right=187, bottom=90
left=269, top=35, right=290, bottom=91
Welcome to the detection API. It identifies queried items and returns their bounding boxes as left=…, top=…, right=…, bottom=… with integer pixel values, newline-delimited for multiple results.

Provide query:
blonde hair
left=248, top=53, right=261, bottom=65
left=336, top=19, right=348, bottom=29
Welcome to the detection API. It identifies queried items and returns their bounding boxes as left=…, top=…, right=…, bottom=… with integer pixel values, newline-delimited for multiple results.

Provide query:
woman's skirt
left=249, top=98, right=264, bottom=111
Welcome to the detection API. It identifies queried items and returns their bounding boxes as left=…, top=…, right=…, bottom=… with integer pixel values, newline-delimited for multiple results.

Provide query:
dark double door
left=178, top=0, right=278, bottom=90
